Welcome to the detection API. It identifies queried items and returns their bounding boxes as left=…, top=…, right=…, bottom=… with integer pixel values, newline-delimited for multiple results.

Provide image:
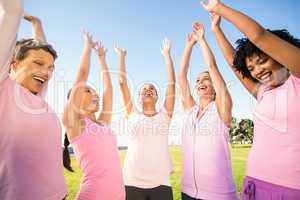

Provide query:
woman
left=203, top=0, right=300, bottom=199
left=179, top=22, right=237, bottom=200
left=0, top=1, right=67, bottom=199
left=117, top=39, right=176, bottom=200
left=63, top=31, right=125, bottom=200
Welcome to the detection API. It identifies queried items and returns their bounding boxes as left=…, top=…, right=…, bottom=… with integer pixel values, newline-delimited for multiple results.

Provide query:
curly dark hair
left=233, top=29, right=300, bottom=81
left=14, top=38, right=57, bottom=61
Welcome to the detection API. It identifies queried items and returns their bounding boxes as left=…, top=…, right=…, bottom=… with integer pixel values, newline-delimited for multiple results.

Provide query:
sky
left=18, top=0, right=300, bottom=145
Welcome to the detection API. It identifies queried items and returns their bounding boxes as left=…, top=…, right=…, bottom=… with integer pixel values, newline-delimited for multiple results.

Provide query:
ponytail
left=63, top=133, right=74, bottom=172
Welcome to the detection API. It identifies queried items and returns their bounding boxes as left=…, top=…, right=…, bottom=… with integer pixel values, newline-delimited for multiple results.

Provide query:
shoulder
left=0, top=77, right=15, bottom=96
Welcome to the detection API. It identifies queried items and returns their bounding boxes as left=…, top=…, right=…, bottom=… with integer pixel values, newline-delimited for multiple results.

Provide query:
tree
left=230, top=118, right=254, bottom=144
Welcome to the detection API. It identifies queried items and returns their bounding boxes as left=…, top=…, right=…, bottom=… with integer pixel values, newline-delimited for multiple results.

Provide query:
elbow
left=119, top=78, right=127, bottom=86
left=250, top=27, right=267, bottom=44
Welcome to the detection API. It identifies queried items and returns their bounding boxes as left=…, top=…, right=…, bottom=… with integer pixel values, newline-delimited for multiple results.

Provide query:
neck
left=84, top=112, right=97, bottom=122
left=198, top=96, right=213, bottom=110
left=142, top=102, right=157, bottom=116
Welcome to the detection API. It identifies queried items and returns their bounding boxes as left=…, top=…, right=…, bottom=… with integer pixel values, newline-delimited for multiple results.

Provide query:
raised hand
left=23, top=13, right=41, bottom=24
left=192, top=22, right=205, bottom=41
left=94, top=41, right=107, bottom=58
left=114, top=45, right=127, bottom=57
left=210, top=13, right=221, bottom=30
left=82, top=29, right=95, bottom=49
left=186, top=32, right=198, bottom=47
left=160, top=38, right=172, bottom=56
left=201, top=0, right=221, bottom=13
left=23, top=13, right=46, bottom=42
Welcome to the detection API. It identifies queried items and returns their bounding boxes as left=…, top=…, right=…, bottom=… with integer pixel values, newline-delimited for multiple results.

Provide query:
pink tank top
left=247, top=74, right=300, bottom=190
left=0, top=78, right=67, bottom=200
left=70, top=118, right=125, bottom=200
left=181, top=102, right=237, bottom=200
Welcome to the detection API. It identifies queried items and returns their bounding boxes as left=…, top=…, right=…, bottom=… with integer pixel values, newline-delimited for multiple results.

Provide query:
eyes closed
left=33, top=59, right=55, bottom=72
left=196, top=76, right=210, bottom=84
left=247, top=57, right=269, bottom=72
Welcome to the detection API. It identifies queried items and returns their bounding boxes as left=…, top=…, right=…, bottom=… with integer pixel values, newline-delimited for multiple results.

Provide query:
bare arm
left=211, top=14, right=260, bottom=98
left=74, top=30, right=94, bottom=85
left=203, top=0, right=300, bottom=78
left=194, top=22, right=232, bottom=126
left=179, top=34, right=197, bottom=110
left=0, top=0, right=23, bottom=83
left=115, top=46, right=133, bottom=117
left=23, top=13, right=46, bottom=42
left=95, top=42, right=113, bottom=124
left=161, top=39, right=176, bottom=118
left=63, top=31, right=95, bottom=138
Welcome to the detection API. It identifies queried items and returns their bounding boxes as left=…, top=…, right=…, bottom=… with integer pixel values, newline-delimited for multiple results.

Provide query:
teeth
left=261, top=72, right=271, bottom=81
left=33, top=76, right=45, bottom=83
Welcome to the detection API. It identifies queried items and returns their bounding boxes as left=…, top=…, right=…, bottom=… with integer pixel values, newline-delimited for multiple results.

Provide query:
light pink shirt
left=0, top=1, right=67, bottom=199
left=70, top=118, right=125, bottom=200
left=123, top=107, right=173, bottom=188
left=0, top=77, right=67, bottom=199
left=247, top=74, right=300, bottom=190
left=181, top=102, right=237, bottom=200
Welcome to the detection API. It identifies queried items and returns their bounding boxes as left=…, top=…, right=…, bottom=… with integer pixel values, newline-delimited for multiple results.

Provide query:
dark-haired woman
left=203, top=0, right=300, bottom=199
left=0, top=1, right=67, bottom=199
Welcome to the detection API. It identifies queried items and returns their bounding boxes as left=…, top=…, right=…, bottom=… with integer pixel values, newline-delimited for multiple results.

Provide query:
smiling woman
left=0, top=0, right=67, bottom=199
left=10, top=39, right=57, bottom=94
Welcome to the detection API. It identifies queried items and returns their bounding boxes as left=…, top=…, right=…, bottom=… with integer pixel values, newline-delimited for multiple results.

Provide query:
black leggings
left=181, top=192, right=204, bottom=200
left=125, top=185, right=173, bottom=200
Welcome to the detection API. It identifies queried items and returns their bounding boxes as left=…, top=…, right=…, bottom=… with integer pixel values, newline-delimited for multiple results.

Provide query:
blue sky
left=18, top=0, right=300, bottom=145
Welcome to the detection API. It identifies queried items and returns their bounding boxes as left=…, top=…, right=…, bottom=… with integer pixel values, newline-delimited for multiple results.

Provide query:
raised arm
left=115, top=46, right=134, bottom=117
left=74, top=30, right=94, bottom=85
left=211, top=13, right=260, bottom=98
left=95, top=42, right=113, bottom=125
left=23, top=13, right=46, bottom=42
left=179, top=33, right=198, bottom=110
left=161, top=39, right=176, bottom=118
left=63, top=31, right=94, bottom=137
left=0, top=0, right=23, bottom=83
left=203, top=0, right=300, bottom=78
left=193, top=22, right=232, bottom=126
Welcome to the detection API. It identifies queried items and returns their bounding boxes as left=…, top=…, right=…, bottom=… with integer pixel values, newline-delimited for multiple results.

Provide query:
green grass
left=64, top=145, right=250, bottom=200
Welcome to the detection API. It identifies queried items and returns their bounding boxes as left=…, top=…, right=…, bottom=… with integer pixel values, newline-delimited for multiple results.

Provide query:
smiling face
left=195, top=72, right=215, bottom=99
left=139, top=83, right=158, bottom=105
left=246, top=54, right=289, bottom=87
left=11, top=49, right=55, bottom=94
left=72, top=85, right=100, bottom=114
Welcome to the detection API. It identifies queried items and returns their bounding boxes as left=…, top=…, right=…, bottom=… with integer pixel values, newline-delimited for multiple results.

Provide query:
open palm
left=94, top=41, right=107, bottom=57
left=114, top=46, right=127, bottom=57
left=160, top=38, right=172, bottom=56
left=82, top=30, right=95, bottom=49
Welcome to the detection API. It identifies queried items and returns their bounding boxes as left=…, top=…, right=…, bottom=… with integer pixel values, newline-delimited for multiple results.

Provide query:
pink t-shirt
left=0, top=78, right=67, bottom=200
left=247, top=74, right=300, bottom=190
left=70, top=118, right=125, bottom=200
left=181, top=102, right=237, bottom=200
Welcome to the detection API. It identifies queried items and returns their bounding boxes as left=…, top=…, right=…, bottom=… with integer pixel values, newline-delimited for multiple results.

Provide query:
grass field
left=64, top=145, right=250, bottom=200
